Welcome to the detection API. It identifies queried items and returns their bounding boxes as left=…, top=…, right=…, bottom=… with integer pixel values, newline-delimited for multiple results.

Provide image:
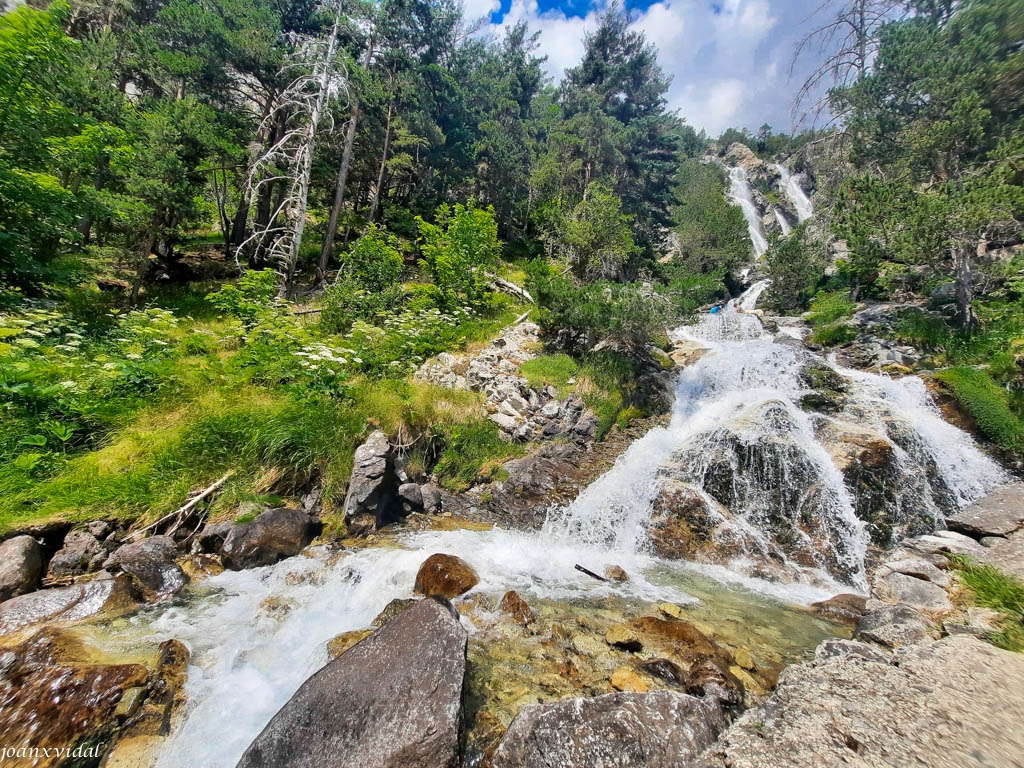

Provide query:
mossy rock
left=798, top=363, right=850, bottom=414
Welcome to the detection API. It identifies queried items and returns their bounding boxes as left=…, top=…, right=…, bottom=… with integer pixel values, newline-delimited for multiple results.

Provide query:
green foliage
left=339, top=224, right=404, bottom=293
left=520, top=354, right=580, bottom=394
left=207, top=269, right=279, bottom=326
left=947, top=554, right=1024, bottom=652
left=807, top=322, right=858, bottom=347
left=932, top=366, right=1024, bottom=451
left=671, top=160, right=749, bottom=278
left=417, top=203, right=501, bottom=309
left=321, top=226, right=407, bottom=334
left=806, top=291, right=856, bottom=327
left=544, top=182, right=638, bottom=282
left=764, top=224, right=827, bottom=313
left=432, top=421, right=525, bottom=491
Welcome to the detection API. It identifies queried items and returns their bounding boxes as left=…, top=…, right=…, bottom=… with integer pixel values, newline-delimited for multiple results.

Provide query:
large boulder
left=221, top=508, right=321, bottom=570
left=946, top=483, right=1024, bottom=538
left=105, top=536, right=188, bottom=600
left=703, top=635, right=1024, bottom=768
left=414, top=553, right=479, bottom=598
left=236, top=598, right=467, bottom=768
left=0, top=573, right=137, bottom=636
left=342, top=431, right=402, bottom=532
left=47, top=529, right=104, bottom=579
left=0, top=536, right=43, bottom=602
left=491, top=690, right=726, bottom=768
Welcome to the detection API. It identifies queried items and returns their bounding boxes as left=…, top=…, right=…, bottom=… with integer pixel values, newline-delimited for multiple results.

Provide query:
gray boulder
left=946, top=483, right=1024, bottom=538
left=342, top=431, right=402, bottom=531
left=105, top=536, right=187, bottom=600
left=222, top=508, right=321, bottom=570
left=0, top=573, right=137, bottom=635
left=196, top=520, right=233, bottom=554
left=420, top=483, right=443, bottom=514
left=236, top=597, right=467, bottom=768
left=872, top=571, right=953, bottom=614
left=0, top=536, right=43, bottom=602
left=47, top=530, right=104, bottom=578
left=491, top=690, right=726, bottom=768
left=855, top=604, right=933, bottom=648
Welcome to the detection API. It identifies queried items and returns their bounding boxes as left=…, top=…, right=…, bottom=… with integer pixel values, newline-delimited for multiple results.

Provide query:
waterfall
left=774, top=208, right=792, bottom=236
left=774, top=163, right=813, bottom=222
left=726, top=166, right=768, bottom=257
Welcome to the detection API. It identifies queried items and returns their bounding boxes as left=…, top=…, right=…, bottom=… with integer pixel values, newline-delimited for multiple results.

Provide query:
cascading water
left=108, top=282, right=1007, bottom=768
left=774, top=163, right=814, bottom=222
left=774, top=208, right=792, bottom=236
left=726, top=166, right=768, bottom=257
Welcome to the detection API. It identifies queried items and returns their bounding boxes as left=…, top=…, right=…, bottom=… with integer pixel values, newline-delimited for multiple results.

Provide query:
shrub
left=207, top=269, right=280, bottom=327
left=417, top=203, right=501, bottom=309
left=806, top=290, right=856, bottom=327
left=432, top=420, right=525, bottom=491
left=764, top=224, right=826, bottom=313
left=808, top=322, right=857, bottom=347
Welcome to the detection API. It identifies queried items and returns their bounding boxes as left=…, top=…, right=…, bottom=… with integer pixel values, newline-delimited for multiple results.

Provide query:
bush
left=808, top=322, right=857, bottom=347
left=430, top=421, right=525, bottom=492
left=932, top=366, right=1024, bottom=451
left=764, top=224, right=826, bottom=313
left=806, top=290, right=856, bottom=327
left=320, top=280, right=406, bottom=334
left=207, top=269, right=280, bottom=327
left=417, top=203, right=501, bottom=309
left=338, top=224, right=404, bottom=292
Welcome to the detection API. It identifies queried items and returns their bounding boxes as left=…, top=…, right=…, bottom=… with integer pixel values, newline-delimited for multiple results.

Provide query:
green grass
left=808, top=321, right=857, bottom=347
left=806, top=290, right=857, bottom=327
left=948, top=554, right=1024, bottom=652
left=432, top=421, right=526, bottom=492
left=520, top=354, right=579, bottom=394
left=932, top=367, right=1024, bottom=451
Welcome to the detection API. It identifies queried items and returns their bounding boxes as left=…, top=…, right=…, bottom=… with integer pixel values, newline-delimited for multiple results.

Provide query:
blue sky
left=469, top=0, right=830, bottom=136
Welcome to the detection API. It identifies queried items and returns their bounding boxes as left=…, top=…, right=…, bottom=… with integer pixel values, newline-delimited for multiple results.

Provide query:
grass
left=432, top=421, right=525, bottom=492
left=932, top=366, right=1024, bottom=452
left=948, top=554, right=1024, bottom=652
left=805, top=290, right=857, bottom=347
left=808, top=321, right=857, bottom=347
left=520, top=354, right=579, bottom=395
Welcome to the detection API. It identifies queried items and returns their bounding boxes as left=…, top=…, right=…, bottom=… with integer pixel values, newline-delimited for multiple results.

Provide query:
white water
left=727, top=166, right=768, bottom=257
left=128, top=280, right=1007, bottom=768
left=774, top=163, right=814, bottom=222
left=774, top=208, right=792, bottom=236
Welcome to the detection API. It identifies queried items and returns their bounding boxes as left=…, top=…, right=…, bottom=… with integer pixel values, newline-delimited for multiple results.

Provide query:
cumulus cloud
left=483, top=0, right=820, bottom=135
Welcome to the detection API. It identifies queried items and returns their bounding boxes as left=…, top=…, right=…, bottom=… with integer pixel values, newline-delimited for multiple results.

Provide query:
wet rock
left=703, top=635, right=1024, bottom=768
left=499, top=590, right=535, bottom=626
left=648, top=481, right=722, bottom=561
left=733, top=648, right=754, bottom=670
left=0, top=573, right=137, bottom=635
left=872, top=571, right=953, bottom=614
left=105, top=536, right=187, bottom=600
left=237, top=597, right=467, bottom=768
left=342, top=430, right=401, bottom=530
left=657, top=602, right=687, bottom=620
left=810, top=593, right=867, bottom=625
left=326, top=629, right=373, bottom=659
left=196, top=520, right=232, bottom=554
left=606, top=624, right=643, bottom=652
left=798, top=362, right=849, bottom=413
left=640, top=657, right=685, bottom=685
left=0, top=535, right=43, bottom=602
left=629, top=617, right=721, bottom=662
left=855, top=604, right=933, bottom=648
left=604, top=564, right=629, bottom=582
left=178, top=553, right=224, bottom=581
left=221, top=508, right=321, bottom=570
left=47, top=529, right=104, bottom=579
left=491, top=690, right=727, bottom=768
left=420, top=483, right=443, bottom=514
left=414, top=553, right=479, bottom=598
left=685, top=656, right=745, bottom=709
left=372, top=598, right=417, bottom=627
left=611, top=667, right=650, bottom=692
left=669, top=340, right=709, bottom=368
left=946, top=483, right=1024, bottom=538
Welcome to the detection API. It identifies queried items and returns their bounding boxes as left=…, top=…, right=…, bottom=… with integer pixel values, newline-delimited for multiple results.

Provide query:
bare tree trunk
left=953, top=242, right=978, bottom=329
left=318, top=37, right=374, bottom=281
left=365, top=99, right=394, bottom=226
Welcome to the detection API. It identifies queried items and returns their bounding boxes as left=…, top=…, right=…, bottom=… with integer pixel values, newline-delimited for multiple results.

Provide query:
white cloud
left=497, top=0, right=602, bottom=81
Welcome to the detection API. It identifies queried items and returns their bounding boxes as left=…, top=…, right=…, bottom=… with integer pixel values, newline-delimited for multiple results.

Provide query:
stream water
left=89, top=282, right=1006, bottom=768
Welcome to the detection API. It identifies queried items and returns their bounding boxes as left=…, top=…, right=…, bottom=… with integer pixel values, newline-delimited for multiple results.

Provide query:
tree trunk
left=365, top=100, right=394, bottom=226
left=953, top=242, right=978, bottom=330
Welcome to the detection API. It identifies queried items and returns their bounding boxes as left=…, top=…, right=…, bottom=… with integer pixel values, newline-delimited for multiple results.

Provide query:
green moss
left=933, top=367, right=1024, bottom=451
left=947, top=554, right=1024, bottom=652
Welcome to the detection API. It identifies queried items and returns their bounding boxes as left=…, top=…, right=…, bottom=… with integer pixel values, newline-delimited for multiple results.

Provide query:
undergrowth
left=948, top=554, right=1024, bottom=652
left=932, top=367, right=1024, bottom=452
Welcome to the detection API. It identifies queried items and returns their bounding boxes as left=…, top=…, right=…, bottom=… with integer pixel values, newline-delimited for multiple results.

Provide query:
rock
left=85, top=520, right=113, bottom=539
left=908, top=530, right=990, bottom=558
left=669, top=340, right=709, bottom=368
left=810, top=593, right=867, bottom=625
left=814, top=638, right=892, bottom=664
left=733, top=648, right=754, bottom=670
left=342, top=430, right=401, bottom=530
left=606, top=624, right=643, bottom=652
left=657, top=602, right=686, bottom=620
left=882, top=556, right=951, bottom=587
left=975, top=530, right=1024, bottom=580
left=398, top=482, right=423, bottom=512
left=0, top=535, right=43, bottom=602
left=703, top=635, right=1024, bottom=768
left=945, top=606, right=1004, bottom=638
left=798, top=362, right=850, bottom=413
left=0, top=573, right=137, bottom=635
left=725, top=142, right=763, bottom=172
left=420, top=483, right=443, bottom=514
left=611, top=667, right=650, bottom=692
left=47, top=529, right=104, bottom=579
left=105, top=536, right=187, bottom=600
left=604, top=565, right=629, bottom=582
left=196, top=520, right=232, bottom=554
left=221, top=508, right=321, bottom=570
left=372, top=598, right=417, bottom=627
left=629, top=616, right=720, bottom=662
left=499, top=590, right=535, bottom=626
left=946, top=483, right=1024, bottom=538
left=855, top=604, right=933, bottom=648
left=639, top=658, right=685, bottom=685
left=491, top=690, right=726, bottom=768
left=685, top=656, right=745, bottom=708
left=236, top=598, right=467, bottom=768
left=872, top=571, right=953, bottom=613
left=414, top=553, right=479, bottom=598
left=326, top=629, right=373, bottom=659
left=178, top=553, right=224, bottom=581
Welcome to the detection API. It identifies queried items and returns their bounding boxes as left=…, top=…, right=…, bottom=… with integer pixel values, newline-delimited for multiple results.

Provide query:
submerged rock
left=498, top=590, right=535, bottom=626
left=105, top=535, right=187, bottom=600
left=0, top=535, right=43, bottom=602
left=236, top=598, right=467, bottom=768
left=221, top=508, right=320, bottom=570
left=491, top=690, right=726, bottom=768
left=414, top=553, right=479, bottom=598
left=810, top=593, right=867, bottom=625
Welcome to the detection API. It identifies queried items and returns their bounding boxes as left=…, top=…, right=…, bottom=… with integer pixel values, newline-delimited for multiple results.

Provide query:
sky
left=466, top=0, right=831, bottom=137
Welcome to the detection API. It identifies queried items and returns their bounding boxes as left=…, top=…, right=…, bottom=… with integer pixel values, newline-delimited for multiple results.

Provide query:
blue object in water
left=709, top=305, right=722, bottom=314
